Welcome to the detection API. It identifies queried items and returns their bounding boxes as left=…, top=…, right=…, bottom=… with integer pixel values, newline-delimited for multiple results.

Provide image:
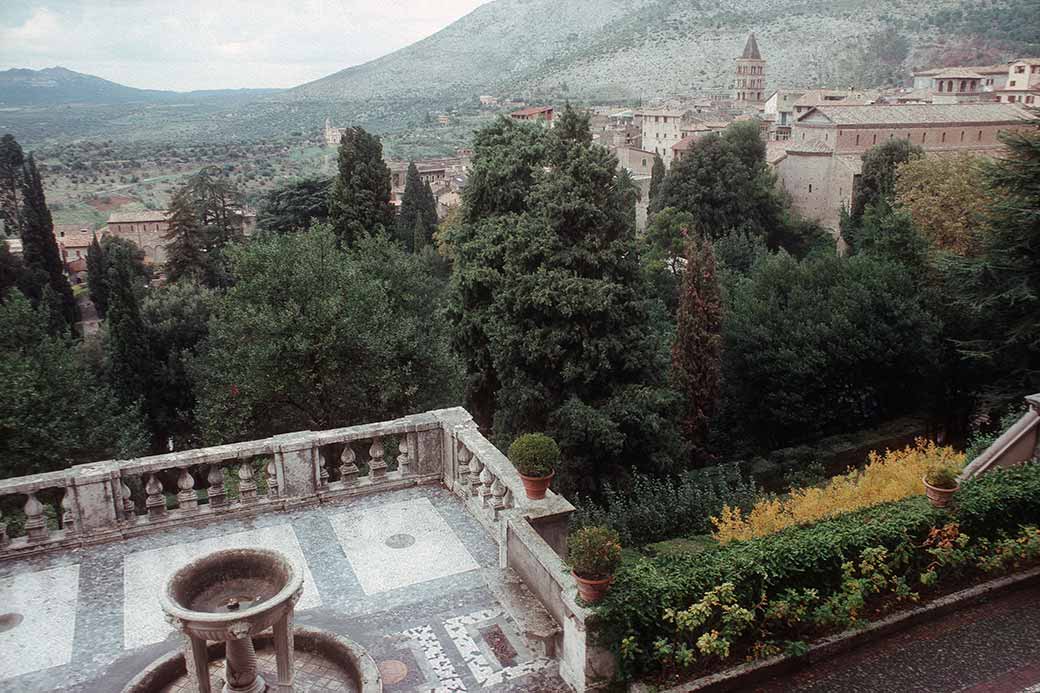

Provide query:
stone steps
left=482, top=567, right=562, bottom=658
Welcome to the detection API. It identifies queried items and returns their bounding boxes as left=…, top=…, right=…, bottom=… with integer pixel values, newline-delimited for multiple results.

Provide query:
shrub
left=712, top=440, right=964, bottom=543
left=924, top=464, right=959, bottom=489
left=575, top=464, right=756, bottom=546
left=569, top=526, right=623, bottom=580
left=596, top=463, right=1040, bottom=680
left=508, top=433, right=560, bottom=478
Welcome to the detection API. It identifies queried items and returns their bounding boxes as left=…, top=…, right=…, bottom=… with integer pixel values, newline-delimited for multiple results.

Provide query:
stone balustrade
left=0, top=411, right=450, bottom=559
left=962, top=393, right=1040, bottom=479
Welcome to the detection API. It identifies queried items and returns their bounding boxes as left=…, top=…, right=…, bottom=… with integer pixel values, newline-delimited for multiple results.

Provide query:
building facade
left=509, top=106, right=554, bottom=125
left=635, top=109, right=685, bottom=167
left=105, top=211, right=172, bottom=265
left=996, top=58, right=1040, bottom=106
left=775, top=103, right=1038, bottom=231
left=733, top=33, right=766, bottom=107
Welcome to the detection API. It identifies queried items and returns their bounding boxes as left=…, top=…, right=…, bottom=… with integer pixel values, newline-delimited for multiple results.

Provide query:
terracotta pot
left=573, top=571, right=613, bottom=604
left=519, top=470, right=554, bottom=500
left=923, top=476, right=959, bottom=508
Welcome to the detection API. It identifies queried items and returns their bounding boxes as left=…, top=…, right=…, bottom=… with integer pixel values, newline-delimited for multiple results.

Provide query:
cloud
left=0, top=0, right=492, bottom=90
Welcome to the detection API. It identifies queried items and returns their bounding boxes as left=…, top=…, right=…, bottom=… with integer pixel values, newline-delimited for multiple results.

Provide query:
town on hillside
left=2, top=7, right=1040, bottom=693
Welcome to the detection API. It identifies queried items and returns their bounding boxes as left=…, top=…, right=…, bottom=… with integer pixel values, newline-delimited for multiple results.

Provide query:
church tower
left=733, top=32, right=766, bottom=106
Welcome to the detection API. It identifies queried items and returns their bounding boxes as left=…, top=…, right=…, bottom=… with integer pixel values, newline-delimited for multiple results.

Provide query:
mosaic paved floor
left=0, top=486, right=569, bottom=693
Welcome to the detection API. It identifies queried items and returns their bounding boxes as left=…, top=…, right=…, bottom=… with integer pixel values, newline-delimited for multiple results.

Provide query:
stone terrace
left=0, top=409, right=605, bottom=692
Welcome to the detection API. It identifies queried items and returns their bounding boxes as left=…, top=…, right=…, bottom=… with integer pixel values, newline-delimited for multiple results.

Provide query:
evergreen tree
left=103, top=241, right=152, bottom=413
left=0, top=134, right=25, bottom=236
left=164, top=167, right=244, bottom=287
left=451, top=118, right=684, bottom=493
left=672, top=232, right=722, bottom=461
left=256, top=177, right=331, bottom=233
left=422, top=181, right=439, bottom=234
left=649, top=154, right=665, bottom=202
left=328, top=127, right=394, bottom=246
left=0, top=241, right=29, bottom=301
left=945, top=131, right=1040, bottom=398
left=553, top=103, right=593, bottom=149
left=85, top=233, right=108, bottom=316
left=19, top=154, right=75, bottom=330
left=396, top=162, right=427, bottom=251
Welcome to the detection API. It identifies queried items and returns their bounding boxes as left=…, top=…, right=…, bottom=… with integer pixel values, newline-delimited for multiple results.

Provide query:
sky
left=0, top=0, right=494, bottom=91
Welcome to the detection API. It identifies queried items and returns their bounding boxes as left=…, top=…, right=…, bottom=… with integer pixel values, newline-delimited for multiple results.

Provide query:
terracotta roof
left=932, top=68, right=984, bottom=79
left=801, top=102, right=1038, bottom=126
left=793, top=89, right=878, bottom=108
left=740, top=33, right=762, bottom=61
left=510, top=106, right=553, bottom=117
left=107, top=210, right=170, bottom=223
left=915, top=64, right=1008, bottom=77
left=672, top=136, right=699, bottom=152
left=634, top=108, right=686, bottom=117
left=66, top=258, right=87, bottom=273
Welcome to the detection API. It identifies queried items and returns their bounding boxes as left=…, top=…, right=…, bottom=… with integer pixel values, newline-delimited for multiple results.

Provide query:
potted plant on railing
left=568, top=526, right=622, bottom=604
left=923, top=464, right=960, bottom=508
left=508, top=433, right=559, bottom=500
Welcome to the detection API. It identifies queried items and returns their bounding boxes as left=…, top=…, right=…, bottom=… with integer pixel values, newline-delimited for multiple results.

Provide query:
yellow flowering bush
left=712, top=439, right=965, bottom=543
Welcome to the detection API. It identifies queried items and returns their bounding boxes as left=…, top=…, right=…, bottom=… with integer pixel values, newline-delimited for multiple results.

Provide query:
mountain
left=0, top=67, right=281, bottom=106
left=283, top=0, right=1038, bottom=103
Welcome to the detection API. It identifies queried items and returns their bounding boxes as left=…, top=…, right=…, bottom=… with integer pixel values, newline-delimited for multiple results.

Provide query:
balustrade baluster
left=145, top=474, right=167, bottom=519
left=317, top=452, right=330, bottom=490
left=61, top=489, right=76, bottom=534
left=120, top=479, right=135, bottom=518
left=24, top=492, right=48, bottom=541
left=479, top=467, right=494, bottom=507
left=456, top=443, right=471, bottom=492
left=239, top=461, right=258, bottom=503
left=469, top=455, right=484, bottom=497
left=265, top=459, right=279, bottom=499
left=176, top=469, right=198, bottom=511
left=207, top=464, right=227, bottom=508
left=339, top=446, right=359, bottom=485
left=397, top=438, right=412, bottom=476
left=369, top=439, right=387, bottom=478
left=491, top=477, right=507, bottom=515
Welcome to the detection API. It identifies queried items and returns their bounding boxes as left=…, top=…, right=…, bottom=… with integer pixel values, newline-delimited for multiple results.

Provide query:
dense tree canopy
left=257, top=177, right=331, bottom=233
left=721, top=252, right=940, bottom=448
left=396, top=163, right=437, bottom=252
left=0, top=134, right=24, bottom=236
left=19, top=154, right=75, bottom=331
left=451, top=111, right=684, bottom=492
left=192, top=227, right=460, bottom=443
left=87, top=236, right=148, bottom=319
left=850, top=139, right=924, bottom=222
left=164, top=167, right=245, bottom=287
left=328, top=127, right=395, bottom=246
left=0, top=292, right=146, bottom=478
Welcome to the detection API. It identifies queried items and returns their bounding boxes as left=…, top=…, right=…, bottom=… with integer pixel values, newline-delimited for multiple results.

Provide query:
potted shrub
left=923, top=464, right=960, bottom=508
left=508, top=433, right=559, bottom=500
left=568, top=526, right=622, bottom=604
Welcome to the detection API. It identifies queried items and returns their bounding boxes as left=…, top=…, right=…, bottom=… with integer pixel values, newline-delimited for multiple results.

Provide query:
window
left=1028, top=96, right=1036, bottom=105
left=941, top=132, right=946, bottom=143
left=808, top=184, right=812, bottom=193
left=855, top=134, right=860, bottom=146
left=921, top=132, right=926, bottom=143
left=872, top=134, right=877, bottom=144
left=961, top=131, right=965, bottom=142
left=977, top=130, right=982, bottom=141
left=1015, top=65, right=1026, bottom=74
left=1010, top=80, right=1017, bottom=87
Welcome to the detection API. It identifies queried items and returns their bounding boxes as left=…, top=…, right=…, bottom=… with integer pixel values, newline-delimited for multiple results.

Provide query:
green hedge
left=595, top=462, right=1040, bottom=679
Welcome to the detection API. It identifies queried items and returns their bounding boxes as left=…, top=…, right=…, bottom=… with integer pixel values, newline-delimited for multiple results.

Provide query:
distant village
left=4, top=34, right=1039, bottom=284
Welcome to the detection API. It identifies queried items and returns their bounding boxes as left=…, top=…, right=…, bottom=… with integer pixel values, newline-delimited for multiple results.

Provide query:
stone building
left=53, top=223, right=94, bottom=263
left=913, top=64, right=1009, bottom=92
left=387, top=153, right=471, bottom=214
left=763, top=90, right=805, bottom=140
left=323, top=118, right=348, bottom=147
left=996, top=58, right=1040, bottom=106
left=774, top=103, right=1038, bottom=231
left=105, top=211, right=171, bottom=265
left=509, top=106, right=554, bottom=125
left=733, top=33, right=766, bottom=107
left=635, top=108, right=686, bottom=167
left=792, top=89, right=879, bottom=118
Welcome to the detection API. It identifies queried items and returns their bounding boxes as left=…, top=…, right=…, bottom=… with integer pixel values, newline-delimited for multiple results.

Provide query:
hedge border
left=631, top=564, right=1040, bottom=693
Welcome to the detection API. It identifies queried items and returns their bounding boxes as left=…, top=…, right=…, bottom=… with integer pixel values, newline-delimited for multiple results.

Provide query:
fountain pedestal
left=160, top=548, right=304, bottom=693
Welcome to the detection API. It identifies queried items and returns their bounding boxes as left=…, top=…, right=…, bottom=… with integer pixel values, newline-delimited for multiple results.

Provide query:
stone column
left=273, top=433, right=318, bottom=505
left=182, top=634, right=213, bottom=693
left=272, top=611, right=295, bottom=693
left=66, top=462, right=122, bottom=541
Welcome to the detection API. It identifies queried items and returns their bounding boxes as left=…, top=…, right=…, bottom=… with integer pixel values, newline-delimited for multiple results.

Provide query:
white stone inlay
left=444, top=608, right=552, bottom=687
left=402, top=624, right=466, bottom=692
left=122, top=524, right=320, bottom=650
left=329, top=497, right=479, bottom=595
left=0, top=564, right=80, bottom=681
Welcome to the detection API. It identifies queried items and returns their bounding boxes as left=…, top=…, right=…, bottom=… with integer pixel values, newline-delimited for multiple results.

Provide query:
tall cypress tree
left=164, top=167, right=244, bottom=287
left=0, top=134, right=25, bottom=236
left=328, top=126, right=394, bottom=247
left=86, top=233, right=108, bottom=316
left=104, top=242, right=152, bottom=416
left=397, top=162, right=425, bottom=251
left=20, top=154, right=75, bottom=330
left=422, top=181, right=439, bottom=237
left=649, top=154, right=665, bottom=202
left=672, top=231, right=722, bottom=462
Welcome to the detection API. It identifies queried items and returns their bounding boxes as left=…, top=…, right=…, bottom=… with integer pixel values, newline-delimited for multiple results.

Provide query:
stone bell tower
left=733, top=32, right=766, bottom=106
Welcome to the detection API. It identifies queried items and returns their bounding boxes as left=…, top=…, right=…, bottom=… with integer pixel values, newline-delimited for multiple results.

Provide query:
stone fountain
left=160, top=548, right=303, bottom=693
